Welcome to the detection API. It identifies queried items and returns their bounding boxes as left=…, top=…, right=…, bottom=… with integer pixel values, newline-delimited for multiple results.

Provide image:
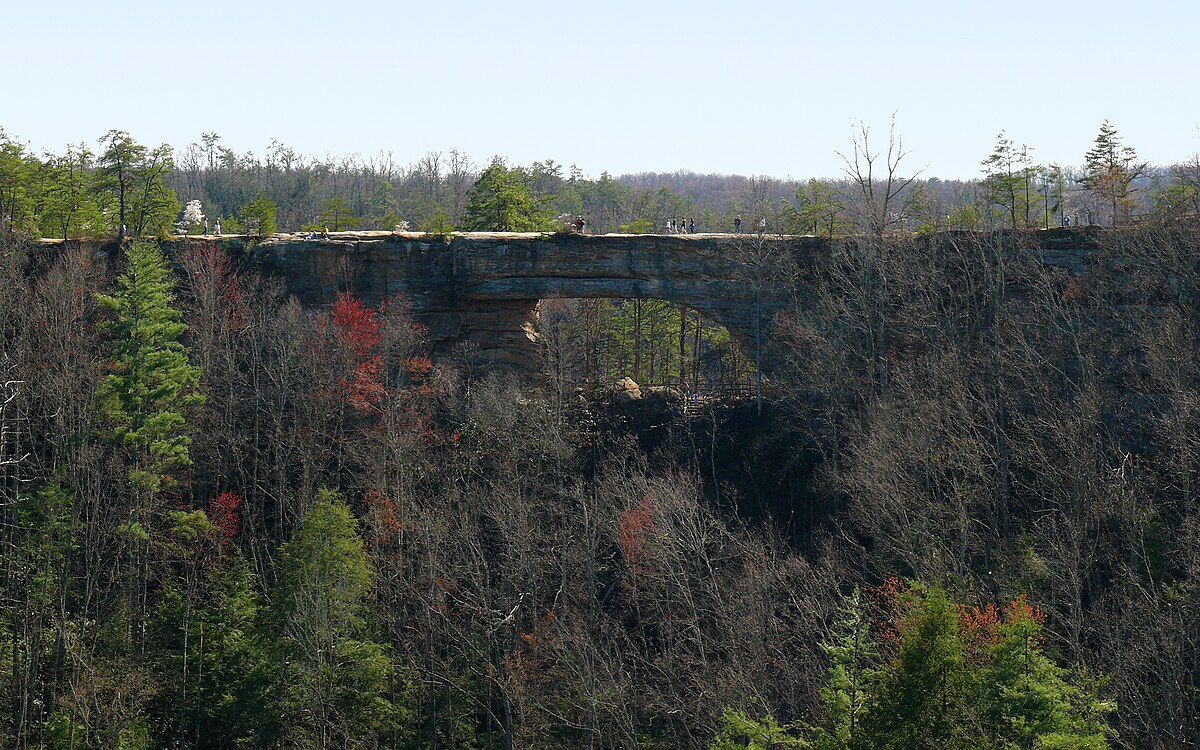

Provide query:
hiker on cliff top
left=574, top=215, right=585, bottom=234
left=689, top=217, right=695, bottom=233
left=734, top=215, right=742, bottom=234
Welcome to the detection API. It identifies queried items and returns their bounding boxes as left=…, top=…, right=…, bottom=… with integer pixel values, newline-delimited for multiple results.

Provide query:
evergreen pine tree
left=275, top=491, right=403, bottom=748
left=239, top=192, right=277, bottom=236
left=462, top=160, right=554, bottom=232
left=96, top=239, right=203, bottom=491
left=151, top=551, right=276, bottom=750
left=862, top=585, right=971, bottom=750
left=812, top=587, right=878, bottom=750
left=708, top=708, right=805, bottom=750
left=1081, top=121, right=1146, bottom=225
left=971, top=600, right=1111, bottom=749
left=95, top=239, right=204, bottom=663
left=981, top=131, right=1023, bottom=229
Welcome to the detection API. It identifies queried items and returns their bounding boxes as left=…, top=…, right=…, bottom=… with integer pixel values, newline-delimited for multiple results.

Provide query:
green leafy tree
left=0, top=130, right=37, bottom=235
left=1080, top=121, right=1146, bottom=225
left=275, top=492, right=403, bottom=748
left=811, top=588, right=877, bottom=750
left=129, top=143, right=179, bottom=238
left=1152, top=155, right=1200, bottom=221
left=813, top=584, right=1113, bottom=750
left=152, top=548, right=277, bottom=750
left=39, top=145, right=104, bottom=240
left=709, top=708, right=805, bottom=750
left=96, top=239, right=204, bottom=491
left=864, top=585, right=969, bottom=750
left=95, top=130, right=139, bottom=239
left=9, top=482, right=77, bottom=742
left=462, top=159, right=554, bottom=232
left=92, top=239, right=204, bottom=724
left=586, top=170, right=628, bottom=231
left=421, top=205, right=454, bottom=235
left=315, top=196, right=358, bottom=232
left=95, top=130, right=178, bottom=239
left=981, top=131, right=1023, bottom=229
left=947, top=200, right=983, bottom=230
left=971, top=599, right=1111, bottom=750
left=794, top=178, right=848, bottom=238
left=618, top=218, right=655, bottom=234
left=906, top=183, right=943, bottom=235
left=1042, top=163, right=1067, bottom=227
left=980, top=132, right=1039, bottom=229
left=374, top=209, right=406, bottom=232
left=239, top=192, right=278, bottom=236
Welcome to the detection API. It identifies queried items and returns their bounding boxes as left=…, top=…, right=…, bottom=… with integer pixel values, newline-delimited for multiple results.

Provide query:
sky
left=4, top=0, right=1199, bottom=180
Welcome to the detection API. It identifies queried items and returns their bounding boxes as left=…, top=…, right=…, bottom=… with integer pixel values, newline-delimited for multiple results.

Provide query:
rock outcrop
left=613, top=377, right=642, bottom=402
left=129, top=228, right=1114, bottom=373
left=189, top=231, right=821, bottom=370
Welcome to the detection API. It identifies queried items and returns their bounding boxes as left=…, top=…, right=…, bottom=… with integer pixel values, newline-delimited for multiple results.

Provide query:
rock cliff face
left=146, top=229, right=1113, bottom=372
left=210, top=231, right=823, bottom=370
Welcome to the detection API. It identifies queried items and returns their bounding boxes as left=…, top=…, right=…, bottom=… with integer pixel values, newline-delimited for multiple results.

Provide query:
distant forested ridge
left=2, top=123, right=1198, bottom=242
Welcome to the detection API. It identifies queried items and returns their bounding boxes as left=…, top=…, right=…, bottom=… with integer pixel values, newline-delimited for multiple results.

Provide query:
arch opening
left=534, top=297, right=759, bottom=399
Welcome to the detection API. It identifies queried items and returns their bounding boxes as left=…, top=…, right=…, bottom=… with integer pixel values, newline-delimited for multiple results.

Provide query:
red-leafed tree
left=180, top=243, right=248, bottom=338
left=329, top=292, right=385, bottom=413
left=207, top=491, right=243, bottom=549
left=617, top=495, right=657, bottom=580
left=362, top=489, right=402, bottom=543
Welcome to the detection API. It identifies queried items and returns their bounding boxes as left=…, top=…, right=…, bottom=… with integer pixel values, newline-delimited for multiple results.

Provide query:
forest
left=3, top=122, right=1199, bottom=242
left=1, top=123, right=1199, bottom=749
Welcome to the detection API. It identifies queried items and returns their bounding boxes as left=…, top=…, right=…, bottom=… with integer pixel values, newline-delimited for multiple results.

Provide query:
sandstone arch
left=236, top=231, right=817, bottom=371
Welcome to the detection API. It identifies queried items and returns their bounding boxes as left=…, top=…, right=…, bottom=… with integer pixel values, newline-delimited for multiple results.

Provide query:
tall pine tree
left=95, top=238, right=204, bottom=688
left=1081, top=121, right=1146, bottom=225
left=274, top=491, right=402, bottom=748
left=96, top=239, right=203, bottom=491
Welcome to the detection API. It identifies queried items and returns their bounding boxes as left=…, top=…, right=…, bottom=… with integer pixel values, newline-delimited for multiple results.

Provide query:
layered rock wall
left=128, top=229, right=1112, bottom=372
left=221, top=231, right=822, bottom=369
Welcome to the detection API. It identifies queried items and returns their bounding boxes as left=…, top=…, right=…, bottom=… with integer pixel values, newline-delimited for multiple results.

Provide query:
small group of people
left=664, top=217, right=695, bottom=234
left=201, top=217, right=221, bottom=236
left=732, top=215, right=767, bottom=234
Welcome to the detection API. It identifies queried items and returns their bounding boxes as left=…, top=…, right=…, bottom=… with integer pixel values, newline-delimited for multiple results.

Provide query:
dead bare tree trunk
left=837, top=116, right=919, bottom=237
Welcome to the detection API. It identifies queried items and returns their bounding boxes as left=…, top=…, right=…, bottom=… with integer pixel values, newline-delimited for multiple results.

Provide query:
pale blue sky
left=4, top=0, right=1197, bottom=179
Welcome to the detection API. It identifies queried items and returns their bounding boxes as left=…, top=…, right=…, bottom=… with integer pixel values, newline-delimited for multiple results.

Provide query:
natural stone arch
left=229, top=231, right=817, bottom=372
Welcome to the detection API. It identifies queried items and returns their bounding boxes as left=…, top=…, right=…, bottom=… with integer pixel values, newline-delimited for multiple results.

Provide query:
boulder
left=614, top=377, right=642, bottom=402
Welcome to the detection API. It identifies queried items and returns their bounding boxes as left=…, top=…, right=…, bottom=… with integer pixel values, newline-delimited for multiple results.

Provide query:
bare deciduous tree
left=837, top=117, right=919, bottom=236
